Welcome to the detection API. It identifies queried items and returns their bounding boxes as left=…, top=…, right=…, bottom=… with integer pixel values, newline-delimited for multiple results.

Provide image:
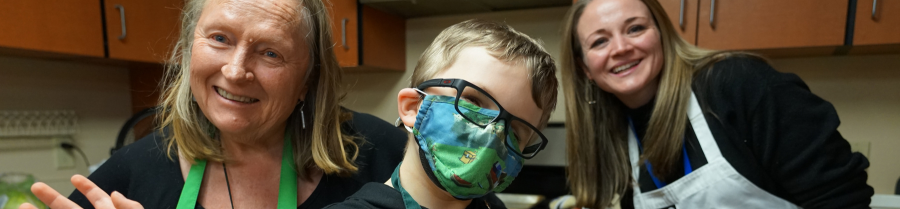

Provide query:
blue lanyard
left=628, top=117, right=693, bottom=189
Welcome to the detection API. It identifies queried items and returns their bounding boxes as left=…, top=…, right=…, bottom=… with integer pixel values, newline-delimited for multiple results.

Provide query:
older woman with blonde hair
left=560, top=0, right=873, bottom=208
left=20, top=0, right=406, bottom=208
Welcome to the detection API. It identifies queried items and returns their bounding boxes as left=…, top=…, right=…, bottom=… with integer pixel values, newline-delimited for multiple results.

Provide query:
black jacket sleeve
left=720, top=57, right=874, bottom=208
left=322, top=182, right=508, bottom=209
left=323, top=182, right=406, bottom=209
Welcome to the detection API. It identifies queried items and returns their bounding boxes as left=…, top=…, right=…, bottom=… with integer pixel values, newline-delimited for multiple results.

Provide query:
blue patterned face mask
left=410, top=95, right=524, bottom=199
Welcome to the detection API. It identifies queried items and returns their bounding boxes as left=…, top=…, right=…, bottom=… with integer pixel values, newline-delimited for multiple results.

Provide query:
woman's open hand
left=18, top=174, right=144, bottom=209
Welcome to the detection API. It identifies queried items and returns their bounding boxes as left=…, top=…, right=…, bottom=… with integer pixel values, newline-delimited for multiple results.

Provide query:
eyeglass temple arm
left=416, top=78, right=456, bottom=89
left=522, top=143, right=544, bottom=157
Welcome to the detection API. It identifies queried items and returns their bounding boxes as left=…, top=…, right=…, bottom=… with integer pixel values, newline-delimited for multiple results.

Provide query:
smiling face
left=576, top=0, right=664, bottom=107
left=427, top=47, right=544, bottom=152
left=190, top=0, right=311, bottom=138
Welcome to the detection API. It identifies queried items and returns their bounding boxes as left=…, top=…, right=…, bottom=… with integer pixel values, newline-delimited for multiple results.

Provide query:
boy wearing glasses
left=325, top=19, right=558, bottom=209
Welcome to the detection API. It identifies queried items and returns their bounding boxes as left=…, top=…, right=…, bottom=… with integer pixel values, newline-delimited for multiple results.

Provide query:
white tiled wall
left=0, top=55, right=132, bottom=194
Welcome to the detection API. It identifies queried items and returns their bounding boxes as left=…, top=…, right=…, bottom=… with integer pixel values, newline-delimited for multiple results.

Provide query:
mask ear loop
left=413, top=88, right=428, bottom=95
left=395, top=117, right=414, bottom=133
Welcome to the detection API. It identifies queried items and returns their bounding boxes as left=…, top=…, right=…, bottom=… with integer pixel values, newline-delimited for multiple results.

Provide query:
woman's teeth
left=613, top=61, right=640, bottom=74
left=216, top=87, right=258, bottom=103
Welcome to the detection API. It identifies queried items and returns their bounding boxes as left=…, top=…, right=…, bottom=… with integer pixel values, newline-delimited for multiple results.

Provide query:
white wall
left=0, top=55, right=132, bottom=194
left=342, top=6, right=900, bottom=194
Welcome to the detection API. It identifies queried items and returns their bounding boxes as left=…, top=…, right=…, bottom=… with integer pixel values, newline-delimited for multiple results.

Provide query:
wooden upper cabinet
left=854, top=0, right=900, bottom=45
left=104, top=0, right=182, bottom=63
left=329, top=0, right=360, bottom=67
left=659, top=0, right=698, bottom=45
left=328, top=0, right=405, bottom=72
left=360, top=6, right=406, bottom=71
left=696, top=0, right=847, bottom=50
left=0, top=0, right=104, bottom=57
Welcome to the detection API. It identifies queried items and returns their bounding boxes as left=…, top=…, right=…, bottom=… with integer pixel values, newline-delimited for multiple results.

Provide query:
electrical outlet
left=53, top=137, right=75, bottom=169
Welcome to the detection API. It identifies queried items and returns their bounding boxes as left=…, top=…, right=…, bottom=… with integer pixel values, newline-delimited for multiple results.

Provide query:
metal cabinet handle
left=341, top=18, right=348, bottom=49
left=709, top=0, right=716, bottom=26
left=872, top=0, right=878, bottom=19
left=679, top=0, right=685, bottom=28
left=115, top=4, right=126, bottom=40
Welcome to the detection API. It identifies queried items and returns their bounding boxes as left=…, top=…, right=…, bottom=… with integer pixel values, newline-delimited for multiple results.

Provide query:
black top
left=622, top=56, right=873, bottom=209
left=323, top=182, right=506, bottom=209
left=69, top=110, right=408, bottom=209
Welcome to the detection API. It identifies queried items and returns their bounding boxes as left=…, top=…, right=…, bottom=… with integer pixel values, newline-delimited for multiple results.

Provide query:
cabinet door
left=696, top=0, right=847, bottom=50
left=854, top=0, right=900, bottom=45
left=329, top=0, right=360, bottom=67
left=659, top=0, right=698, bottom=44
left=360, top=6, right=405, bottom=71
left=104, top=0, right=182, bottom=63
left=0, top=0, right=104, bottom=57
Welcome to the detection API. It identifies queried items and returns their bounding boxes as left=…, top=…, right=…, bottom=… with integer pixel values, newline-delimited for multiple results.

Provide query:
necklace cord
left=224, top=163, right=236, bottom=209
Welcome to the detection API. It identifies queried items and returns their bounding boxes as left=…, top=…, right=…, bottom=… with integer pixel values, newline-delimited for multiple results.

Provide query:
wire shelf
left=0, top=110, right=78, bottom=137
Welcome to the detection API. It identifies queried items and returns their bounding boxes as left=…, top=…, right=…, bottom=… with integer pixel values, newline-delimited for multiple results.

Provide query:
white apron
left=627, top=92, right=801, bottom=209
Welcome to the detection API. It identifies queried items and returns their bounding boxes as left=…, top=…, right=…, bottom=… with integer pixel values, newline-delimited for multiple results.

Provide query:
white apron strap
left=628, top=123, right=641, bottom=184
left=627, top=91, right=728, bottom=206
left=627, top=92, right=723, bottom=174
left=628, top=91, right=801, bottom=209
left=687, top=92, right=724, bottom=160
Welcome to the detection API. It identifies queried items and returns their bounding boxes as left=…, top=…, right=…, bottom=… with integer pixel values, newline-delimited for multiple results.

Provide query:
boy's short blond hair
left=409, top=19, right=558, bottom=127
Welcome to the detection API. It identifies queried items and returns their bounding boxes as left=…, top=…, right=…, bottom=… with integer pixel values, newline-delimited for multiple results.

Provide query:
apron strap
left=277, top=132, right=299, bottom=208
left=176, top=132, right=298, bottom=209
left=176, top=159, right=206, bottom=209
left=627, top=91, right=718, bottom=191
left=687, top=92, right=723, bottom=160
left=629, top=91, right=800, bottom=209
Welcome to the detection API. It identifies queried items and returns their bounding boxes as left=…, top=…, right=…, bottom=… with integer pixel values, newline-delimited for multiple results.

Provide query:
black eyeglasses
left=416, top=78, right=549, bottom=159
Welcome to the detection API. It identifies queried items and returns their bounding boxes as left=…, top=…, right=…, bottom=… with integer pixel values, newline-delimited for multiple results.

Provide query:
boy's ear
left=397, top=88, right=421, bottom=128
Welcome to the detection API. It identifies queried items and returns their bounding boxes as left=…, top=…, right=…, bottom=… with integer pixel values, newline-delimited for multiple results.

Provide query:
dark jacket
left=622, top=56, right=873, bottom=209
left=69, top=110, right=408, bottom=209
left=324, top=182, right=506, bottom=209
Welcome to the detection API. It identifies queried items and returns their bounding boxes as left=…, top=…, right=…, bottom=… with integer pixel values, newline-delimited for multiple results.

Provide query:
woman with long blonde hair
left=21, top=0, right=406, bottom=208
left=560, top=0, right=873, bottom=208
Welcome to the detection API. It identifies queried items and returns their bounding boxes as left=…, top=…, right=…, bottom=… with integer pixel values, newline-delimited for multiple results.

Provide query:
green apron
left=176, top=133, right=298, bottom=209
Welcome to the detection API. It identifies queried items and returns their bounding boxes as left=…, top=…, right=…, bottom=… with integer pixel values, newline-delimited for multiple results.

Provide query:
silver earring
left=298, top=101, right=306, bottom=129
left=586, top=79, right=597, bottom=105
